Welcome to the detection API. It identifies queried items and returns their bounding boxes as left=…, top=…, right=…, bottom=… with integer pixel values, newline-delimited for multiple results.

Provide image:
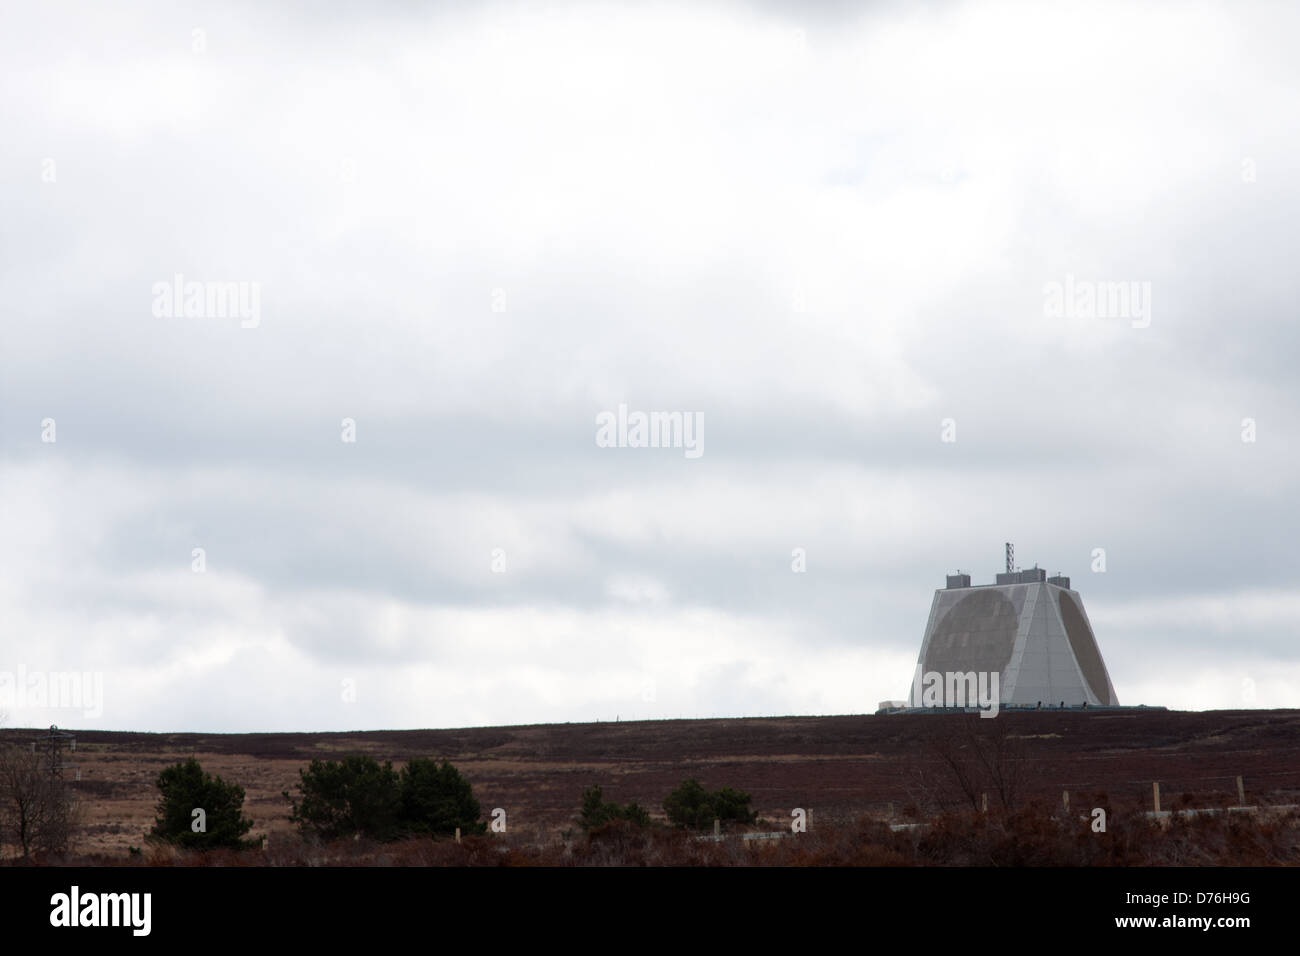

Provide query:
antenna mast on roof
left=1005, top=542, right=1015, bottom=574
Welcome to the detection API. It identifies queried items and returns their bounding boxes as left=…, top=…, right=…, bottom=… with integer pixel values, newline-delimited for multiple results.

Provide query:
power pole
left=33, top=725, right=78, bottom=780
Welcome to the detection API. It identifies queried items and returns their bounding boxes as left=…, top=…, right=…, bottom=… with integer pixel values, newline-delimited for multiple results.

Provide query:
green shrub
left=150, top=757, right=255, bottom=850
left=285, top=755, right=403, bottom=842
left=400, top=758, right=487, bottom=837
left=580, top=785, right=651, bottom=832
left=663, top=778, right=757, bottom=830
left=286, top=755, right=486, bottom=842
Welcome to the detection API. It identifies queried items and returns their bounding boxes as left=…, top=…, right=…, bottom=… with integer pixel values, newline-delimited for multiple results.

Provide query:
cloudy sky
left=2, top=1, right=1297, bottom=732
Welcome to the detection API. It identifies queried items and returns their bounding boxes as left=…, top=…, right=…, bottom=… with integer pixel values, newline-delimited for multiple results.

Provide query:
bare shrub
left=0, top=742, right=82, bottom=859
left=915, top=716, right=1034, bottom=812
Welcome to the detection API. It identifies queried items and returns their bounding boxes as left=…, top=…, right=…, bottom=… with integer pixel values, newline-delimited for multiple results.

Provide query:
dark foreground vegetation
left=19, top=802, right=1300, bottom=866
left=5, top=710, right=1300, bottom=864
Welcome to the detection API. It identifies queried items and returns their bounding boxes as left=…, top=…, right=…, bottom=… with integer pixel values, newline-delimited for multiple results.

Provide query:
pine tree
left=399, top=758, right=486, bottom=836
left=150, top=757, right=255, bottom=850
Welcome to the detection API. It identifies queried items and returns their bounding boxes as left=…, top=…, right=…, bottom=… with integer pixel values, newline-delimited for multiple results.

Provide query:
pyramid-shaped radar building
left=908, top=563, right=1119, bottom=707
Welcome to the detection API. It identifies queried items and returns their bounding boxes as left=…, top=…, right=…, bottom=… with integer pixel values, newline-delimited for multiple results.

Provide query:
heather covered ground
left=6, top=709, right=1299, bottom=864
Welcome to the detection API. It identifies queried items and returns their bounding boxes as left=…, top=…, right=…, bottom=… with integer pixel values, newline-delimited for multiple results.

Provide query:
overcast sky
left=2, top=0, right=1297, bottom=732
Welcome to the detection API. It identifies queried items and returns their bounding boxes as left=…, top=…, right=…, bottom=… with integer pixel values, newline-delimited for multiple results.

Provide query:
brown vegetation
left=3, top=708, right=1299, bottom=864
left=40, top=803, right=1300, bottom=867
left=0, top=743, right=82, bottom=859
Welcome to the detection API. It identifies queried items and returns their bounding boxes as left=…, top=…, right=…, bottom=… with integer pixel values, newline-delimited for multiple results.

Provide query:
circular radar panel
left=922, top=588, right=1019, bottom=679
left=1058, top=591, right=1112, bottom=704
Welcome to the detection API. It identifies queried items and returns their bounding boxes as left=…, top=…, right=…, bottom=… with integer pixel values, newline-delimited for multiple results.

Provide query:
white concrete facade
left=907, top=581, right=1119, bottom=708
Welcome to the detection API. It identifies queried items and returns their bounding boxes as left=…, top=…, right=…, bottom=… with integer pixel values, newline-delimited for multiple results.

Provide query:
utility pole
left=33, top=725, right=78, bottom=780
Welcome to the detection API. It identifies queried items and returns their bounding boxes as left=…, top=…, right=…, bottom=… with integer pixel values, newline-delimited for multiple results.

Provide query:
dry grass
left=21, top=803, right=1300, bottom=866
left=3, top=709, right=1299, bottom=863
